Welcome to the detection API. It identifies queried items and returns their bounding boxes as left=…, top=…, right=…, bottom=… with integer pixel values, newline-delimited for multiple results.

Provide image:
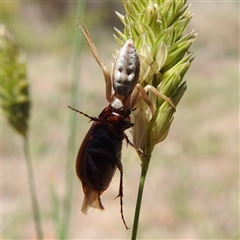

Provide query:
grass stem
left=23, top=135, right=43, bottom=240
left=131, top=112, right=156, bottom=239
left=131, top=166, right=148, bottom=240
left=60, top=1, right=86, bottom=239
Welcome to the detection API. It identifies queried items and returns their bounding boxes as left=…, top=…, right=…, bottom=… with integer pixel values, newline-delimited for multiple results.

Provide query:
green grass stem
left=60, top=1, right=86, bottom=239
left=131, top=112, right=157, bottom=239
left=131, top=166, right=148, bottom=240
left=23, top=135, right=43, bottom=240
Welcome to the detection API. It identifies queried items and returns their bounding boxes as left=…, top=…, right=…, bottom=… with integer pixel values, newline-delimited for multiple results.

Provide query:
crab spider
left=77, top=19, right=175, bottom=116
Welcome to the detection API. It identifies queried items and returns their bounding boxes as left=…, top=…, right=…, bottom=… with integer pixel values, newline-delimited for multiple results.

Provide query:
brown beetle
left=69, top=105, right=133, bottom=229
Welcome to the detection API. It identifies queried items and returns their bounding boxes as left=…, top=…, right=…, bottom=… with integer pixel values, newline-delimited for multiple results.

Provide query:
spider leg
left=143, top=84, right=175, bottom=109
left=129, top=84, right=155, bottom=116
left=77, top=18, right=113, bottom=102
left=129, top=84, right=176, bottom=116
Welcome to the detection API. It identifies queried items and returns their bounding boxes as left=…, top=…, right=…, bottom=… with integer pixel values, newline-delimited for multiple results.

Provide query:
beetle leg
left=115, top=159, right=129, bottom=230
left=129, top=84, right=176, bottom=116
left=77, top=19, right=113, bottom=102
left=124, top=133, right=145, bottom=156
left=124, top=133, right=134, bottom=147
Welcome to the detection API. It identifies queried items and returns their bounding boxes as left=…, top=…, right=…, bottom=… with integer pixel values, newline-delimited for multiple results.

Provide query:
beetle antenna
left=68, top=106, right=99, bottom=121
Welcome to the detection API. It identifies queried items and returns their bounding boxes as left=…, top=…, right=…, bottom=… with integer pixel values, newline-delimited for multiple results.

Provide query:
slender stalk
left=50, top=180, right=61, bottom=237
left=131, top=113, right=156, bottom=240
left=23, top=135, right=43, bottom=240
left=131, top=166, right=148, bottom=240
left=60, top=1, right=85, bottom=239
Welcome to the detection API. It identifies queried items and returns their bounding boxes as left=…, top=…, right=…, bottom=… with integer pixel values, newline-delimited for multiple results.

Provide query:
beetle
left=68, top=105, right=133, bottom=229
left=69, top=19, right=175, bottom=229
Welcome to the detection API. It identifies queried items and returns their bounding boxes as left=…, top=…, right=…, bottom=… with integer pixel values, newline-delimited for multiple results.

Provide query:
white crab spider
left=77, top=19, right=175, bottom=116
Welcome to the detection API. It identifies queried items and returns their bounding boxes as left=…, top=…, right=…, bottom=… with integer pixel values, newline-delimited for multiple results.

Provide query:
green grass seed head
left=1, top=24, right=30, bottom=137
left=115, top=0, right=196, bottom=154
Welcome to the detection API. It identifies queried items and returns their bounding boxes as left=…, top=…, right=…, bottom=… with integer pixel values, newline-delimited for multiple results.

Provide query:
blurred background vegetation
left=2, top=1, right=239, bottom=239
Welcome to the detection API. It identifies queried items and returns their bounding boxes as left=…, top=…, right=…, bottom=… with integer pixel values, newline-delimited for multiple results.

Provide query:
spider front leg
left=130, top=84, right=176, bottom=116
left=77, top=18, right=113, bottom=103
